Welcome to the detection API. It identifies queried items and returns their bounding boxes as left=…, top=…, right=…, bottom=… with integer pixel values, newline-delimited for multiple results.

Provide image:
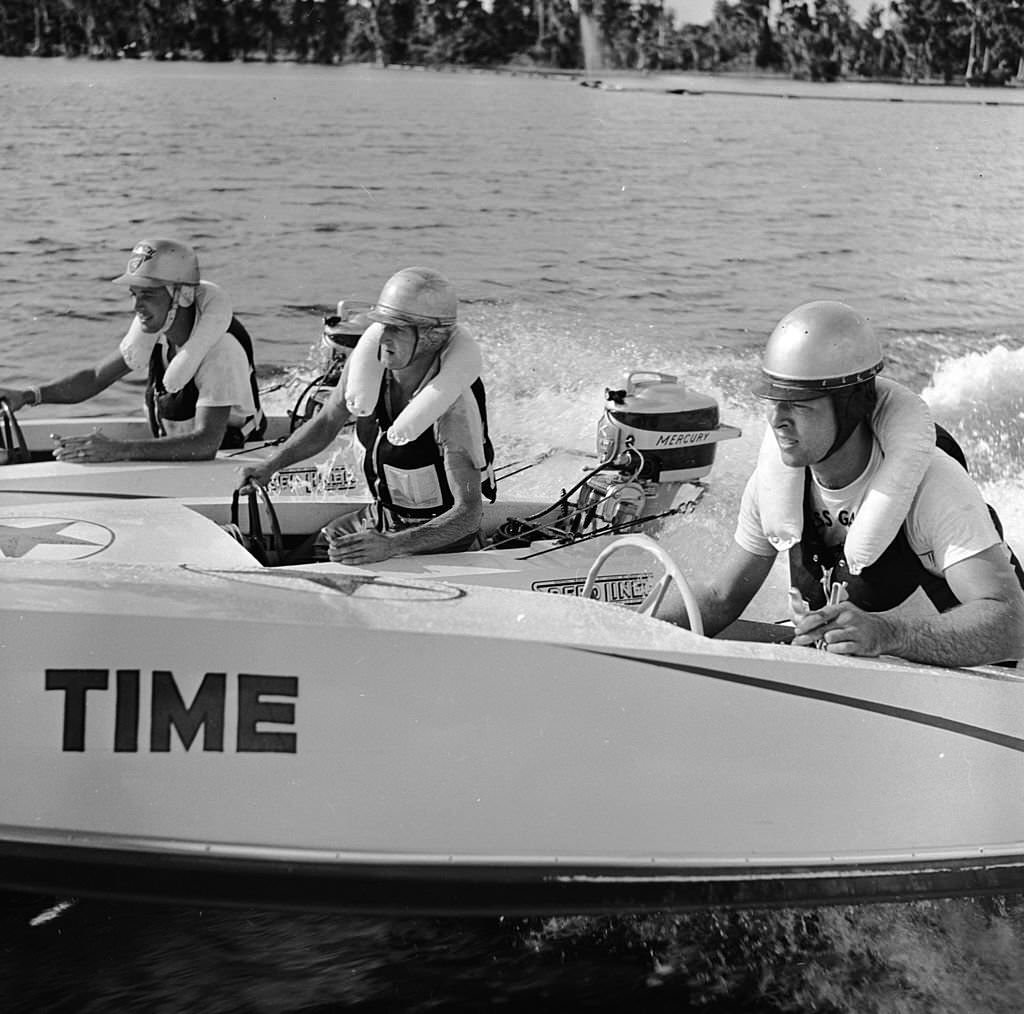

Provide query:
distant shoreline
left=5, top=53, right=1021, bottom=95
left=480, top=62, right=1024, bottom=92
left=429, top=62, right=1024, bottom=102
left=372, top=61, right=1024, bottom=103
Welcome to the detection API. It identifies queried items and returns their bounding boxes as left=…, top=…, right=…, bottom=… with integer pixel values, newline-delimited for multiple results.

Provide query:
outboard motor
left=584, top=372, right=741, bottom=529
left=290, top=301, right=372, bottom=430
left=495, top=371, right=740, bottom=547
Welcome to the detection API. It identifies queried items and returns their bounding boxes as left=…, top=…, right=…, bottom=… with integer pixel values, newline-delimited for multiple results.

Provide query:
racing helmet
left=112, top=238, right=200, bottom=288
left=367, top=267, right=457, bottom=328
left=754, top=300, right=883, bottom=402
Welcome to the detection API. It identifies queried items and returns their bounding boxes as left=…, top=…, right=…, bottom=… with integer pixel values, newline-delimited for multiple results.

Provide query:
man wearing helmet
left=0, top=238, right=264, bottom=461
left=658, top=299, right=1024, bottom=668
left=238, top=267, right=495, bottom=564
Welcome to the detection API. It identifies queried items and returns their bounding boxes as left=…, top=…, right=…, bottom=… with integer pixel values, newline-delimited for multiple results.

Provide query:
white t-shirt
left=736, top=439, right=1002, bottom=577
left=160, top=336, right=255, bottom=436
left=123, top=332, right=255, bottom=437
left=118, top=281, right=255, bottom=435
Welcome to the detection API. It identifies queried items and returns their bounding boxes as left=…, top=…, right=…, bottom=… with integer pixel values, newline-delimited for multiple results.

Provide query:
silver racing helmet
left=755, top=300, right=883, bottom=459
left=367, top=267, right=458, bottom=329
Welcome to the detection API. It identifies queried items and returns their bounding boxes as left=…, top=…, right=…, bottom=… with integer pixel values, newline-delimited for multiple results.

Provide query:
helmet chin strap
left=374, top=321, right=454, bottom=376
left=376, top=326, right=420, bottom=370
left=821, top=381, right=878, bottom=461
left=150, top=283, right=193, bottom=339
left=412, top=324, right=453, bottom=360
left=378, top=324, right=443, bottom=371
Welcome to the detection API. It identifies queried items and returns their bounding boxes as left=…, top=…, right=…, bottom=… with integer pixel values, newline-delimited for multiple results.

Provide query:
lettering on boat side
left=45, top=670, right=298, bottom=753
left=533, top=573, right=650, bottom=606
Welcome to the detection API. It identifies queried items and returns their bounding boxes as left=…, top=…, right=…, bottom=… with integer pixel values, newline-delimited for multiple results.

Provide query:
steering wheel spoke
left=581, top=533, right=704, bottom=635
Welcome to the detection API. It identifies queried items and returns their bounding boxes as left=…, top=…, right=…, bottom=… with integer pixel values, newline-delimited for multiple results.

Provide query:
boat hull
left=0, top=414, right=324, bottom=505
left=4, top=561, right=1023, bottom=913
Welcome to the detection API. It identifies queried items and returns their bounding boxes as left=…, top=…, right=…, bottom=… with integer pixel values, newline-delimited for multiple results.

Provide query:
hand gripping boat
left=2, top=539, right=1023, bottom=915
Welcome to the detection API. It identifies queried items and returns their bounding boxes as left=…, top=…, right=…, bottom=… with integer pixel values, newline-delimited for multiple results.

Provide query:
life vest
left=356, top=374, right=495, bottom=529
left=790, top=424, right=1024, bottom=611
left=758, top=377, right=935, bottom=575
left=146, top=316, right=266, bottom=450
left=344, top=322, right=483, bottom=445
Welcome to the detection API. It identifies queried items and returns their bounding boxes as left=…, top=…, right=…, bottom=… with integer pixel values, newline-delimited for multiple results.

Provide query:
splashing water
left=922, top=343, right=1024, bottom=547
left=527, top=899, right=1024, bottom=1013
left=923, top=344, right=1024, bottom=479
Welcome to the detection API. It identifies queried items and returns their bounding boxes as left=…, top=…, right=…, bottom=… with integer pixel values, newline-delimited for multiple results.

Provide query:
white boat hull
left=0, top=414, right=315, bottom=504
left=0, top=408, right=706, bottom=604
left=0, top=494, right=660, bottom=608
left=4, top=408, right=1022, bottom=913
left=3, top=560, right=1023, bottom=913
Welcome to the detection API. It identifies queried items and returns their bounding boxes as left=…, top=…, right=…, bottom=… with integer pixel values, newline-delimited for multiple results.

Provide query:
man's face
left=767, top=396, right=838, bottom=468
left=129, top=285, right=173, bottom=333
left=378, top=323, right=419, bottom=371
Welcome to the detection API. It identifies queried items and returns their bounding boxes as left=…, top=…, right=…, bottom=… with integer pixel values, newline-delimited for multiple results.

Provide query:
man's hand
left=792, top=601, right=897, bottom=656
left=325, top=528, right=395, bottom=565
left=0, top=388, right=30, bottom=412
left=52, top=430, right=125, bottom=463
left=237, top=463, right=275, bottom=492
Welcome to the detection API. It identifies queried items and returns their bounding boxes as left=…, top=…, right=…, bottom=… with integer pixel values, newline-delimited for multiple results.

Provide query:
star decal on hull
left=0, top=518, right=114, bottom=560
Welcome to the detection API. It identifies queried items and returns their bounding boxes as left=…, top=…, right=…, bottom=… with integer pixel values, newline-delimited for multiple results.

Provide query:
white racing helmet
left=112, top=238, right=200, bottom=289
left=112, top=238, right=200, bottom=332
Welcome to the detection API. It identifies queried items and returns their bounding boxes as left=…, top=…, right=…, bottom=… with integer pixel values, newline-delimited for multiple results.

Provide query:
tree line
left=3, top=0, right=1023, bottom=85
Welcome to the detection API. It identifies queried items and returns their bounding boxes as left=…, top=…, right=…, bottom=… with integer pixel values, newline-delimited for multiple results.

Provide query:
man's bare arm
left=655, top=541, right=776, bottom=636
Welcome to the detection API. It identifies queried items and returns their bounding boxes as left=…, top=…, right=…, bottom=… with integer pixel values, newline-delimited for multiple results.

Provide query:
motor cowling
left=589, top=371, right=741, bottom=526
left=492, top=371, right=741, bottom=548
left=321, top=300, right=372, bottom=373
left=596, top=371, right=738, bottom=482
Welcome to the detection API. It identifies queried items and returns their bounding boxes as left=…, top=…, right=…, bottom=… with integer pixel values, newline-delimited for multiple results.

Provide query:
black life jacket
left=146, top=316, right=266, bottom=450
left=790, top=424, right=1024, bottom=612
left=355, top=374, right=496, bottom=529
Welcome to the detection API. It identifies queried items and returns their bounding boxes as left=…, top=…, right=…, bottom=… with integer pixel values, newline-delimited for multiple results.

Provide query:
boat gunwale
left=3, top=829, right=1024, bottom=915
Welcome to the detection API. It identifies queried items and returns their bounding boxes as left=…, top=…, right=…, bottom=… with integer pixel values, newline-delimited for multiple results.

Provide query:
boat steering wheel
left=581, top=533, right=704, bottom=635
left=0, top=397, right=30, bottom=465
